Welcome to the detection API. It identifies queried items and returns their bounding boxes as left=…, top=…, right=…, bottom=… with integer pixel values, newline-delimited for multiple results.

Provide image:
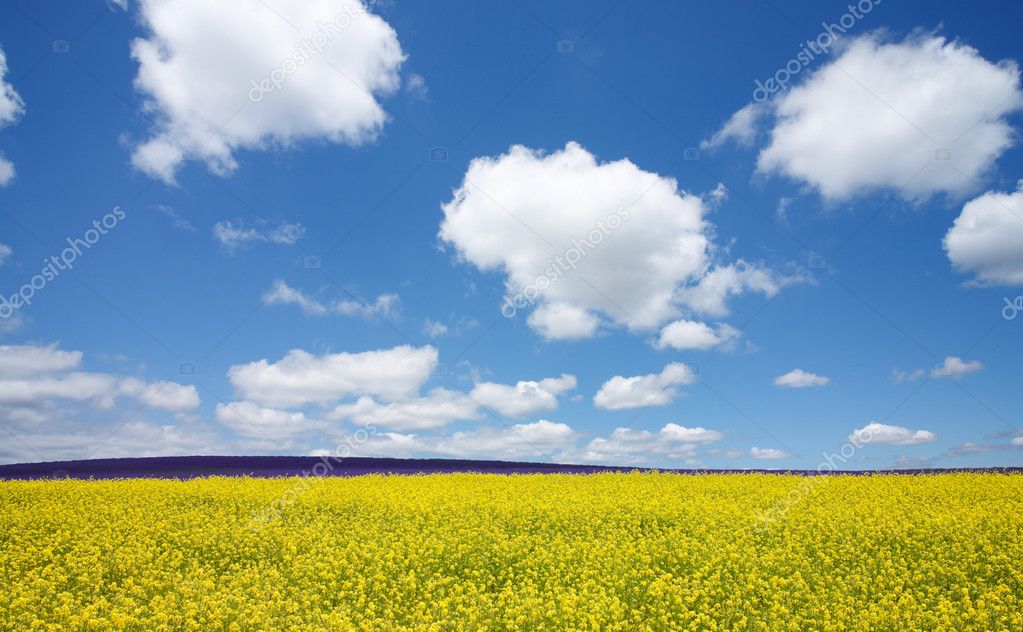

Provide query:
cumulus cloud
left=571, top=424, right=722, bottom=465
left=655, top=320, right=740, bottom=351
left=674, top=261, right=806, bottom=318
left=213, top=220, right=304, bottom=251
left=329, top=388, right=481, bottom=431
left=749, top=446, right=789, bottom=459
left=336, top=419, right=576, bottom=461
left=773, top=369, right=829, bottom=388
left=710, top=33, right=1023, bottom=201
left=944, top=183, right=1023, bottom=285
left=129, top=0, right=405, bottom=182
left=930, top=356, right=982, bottom=379
left=215, top=400, right=313, bottom=440
left=850, top=422, right=938, bottom=446
left=335, top=293, right=401, bottom=320
left=0, top=344, right=207, bottom=464
left=226, top=345, right=437, bottom=408
left=0, top=44, right=26, bottom=187
left=593, top=362, right=696, bottom=410
left=439, top=142, right=789, bottom=341
left=470, top=374, right=577, bottom=418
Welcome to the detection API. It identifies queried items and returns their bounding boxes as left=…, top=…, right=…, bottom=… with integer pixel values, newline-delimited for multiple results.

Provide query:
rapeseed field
left=1, top=473, right=1021, bottom=631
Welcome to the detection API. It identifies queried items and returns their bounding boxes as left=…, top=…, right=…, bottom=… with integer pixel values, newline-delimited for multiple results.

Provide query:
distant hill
left=1, top=455, right=1020, bottom=480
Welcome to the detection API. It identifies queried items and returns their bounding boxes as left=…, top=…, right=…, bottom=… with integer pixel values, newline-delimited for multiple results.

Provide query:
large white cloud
left=332, top=419, right=577, bottom=461
left=469, top=374, right=576, bottom=418
left=215, top=400, right=314, bottom=440
left=227, top=345, right=437, bottom=408
left=708, top=33, right=1023, bottom=201
left=0, top=343, right=198, bottom=412
left=571, top=423, right=723, bottom=465
left=439, top=142, right=789, bottom=340
left=850, top=422, right=938, bottom=446
left=329, top=388, right=481, bottom=431
left=944, top=183, right=1023, bottom=285
left=593, top=362, right=696, bottom=410
left=0, top=44, right=25, bottom=187
left=129, top=0, right=405, bottom=182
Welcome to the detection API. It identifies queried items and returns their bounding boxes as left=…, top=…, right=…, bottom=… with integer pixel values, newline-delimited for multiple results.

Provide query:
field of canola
left=1, top=472, right=1022, bottom=631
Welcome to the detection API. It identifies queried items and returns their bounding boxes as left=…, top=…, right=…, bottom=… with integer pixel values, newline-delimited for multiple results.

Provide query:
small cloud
left=155, top=205, right=196, bottom=232
left=930, top=356, right=982, bottom=379
left=0, top=242, right=12, bottom=266
left=213, top=219, right=304, bottom=252
left=405, top=73, right=429, bottom=101
left=773, top=368, right=829, bottom=388
left=422, top=319, right=448, bottom=339
left=263, top=280, right=400, bottom=321
left=750, top=446, right=789, bottom=459
left=892, top=368, right=926, bottom=384
left=849, top=422, right=938, bottom=446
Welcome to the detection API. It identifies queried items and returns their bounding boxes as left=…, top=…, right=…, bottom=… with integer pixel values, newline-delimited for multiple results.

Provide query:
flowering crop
left=1, top=473, right=1021, bottom=630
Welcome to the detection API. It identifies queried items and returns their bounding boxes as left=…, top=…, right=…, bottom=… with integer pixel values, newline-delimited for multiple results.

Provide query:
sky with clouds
left=0, top=0, right=1021, bottom=468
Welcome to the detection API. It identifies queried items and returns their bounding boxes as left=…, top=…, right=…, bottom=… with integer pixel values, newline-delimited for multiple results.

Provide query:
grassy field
left=1, top=472, right=1021, bottom=630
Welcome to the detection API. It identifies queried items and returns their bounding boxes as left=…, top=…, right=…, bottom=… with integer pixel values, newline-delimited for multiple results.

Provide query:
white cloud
left=0, top=44, right=26, bottom=187
left=227, top=345, right=437, bottom=408
left=526, top=302, right=601, bottom=341
left=593, top=362, right=696, bottom=410
left=341, top=419, right=576, bottom=461
left=0, top=343, right=84, bottom=377
left=439, top=142, right=788, bottom=340
left=655, top=320, right=740, bottom=351
left=1012, top=436, right=1023, bottom=446
left=850, top=422, right=938, bottom=446
left=334, top=293, right=400, bottom=320
left=773, top=368, right=829, bottom=388
left=263, top=280, right=400, bottom=320
left=944, top=183, right=1023, bottom=285
left=470, top=374, right=576, bottom=418
left=752, top=34, right=1023, bottom=201
left=674, top=260, right=806, bottom=318
left=263, top=280, right=328, bottom=316
left=930, top=356, right=982, bottom=379
left=129, top=0, right=405, bottom=182
left=892, top=368, right=926, bottom=384
left=750, top=446, right=789, bottom=460
left=405, top=73, right=428, bottom=100
left=700, top=102, right=766, bottom=150
left=422, top=319, right=448, bottom=338
left=0, top=343, right=198, bottom=413
left=215, top=400, right=312, bottom=440
left=213, top=220, right=304, bottom=251
left=0, top=243, right=11, bottom=266
left=571, top=423, right=723, bottom=465
left=329, top=388, right=480, bottom=431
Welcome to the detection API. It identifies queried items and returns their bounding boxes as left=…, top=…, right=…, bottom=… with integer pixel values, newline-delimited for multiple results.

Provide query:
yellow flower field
left=1, top=473, right=1021, bottom=631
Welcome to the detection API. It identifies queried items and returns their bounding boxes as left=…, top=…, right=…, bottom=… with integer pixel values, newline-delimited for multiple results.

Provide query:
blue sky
left=0, top=0, right=1021, bottom=468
